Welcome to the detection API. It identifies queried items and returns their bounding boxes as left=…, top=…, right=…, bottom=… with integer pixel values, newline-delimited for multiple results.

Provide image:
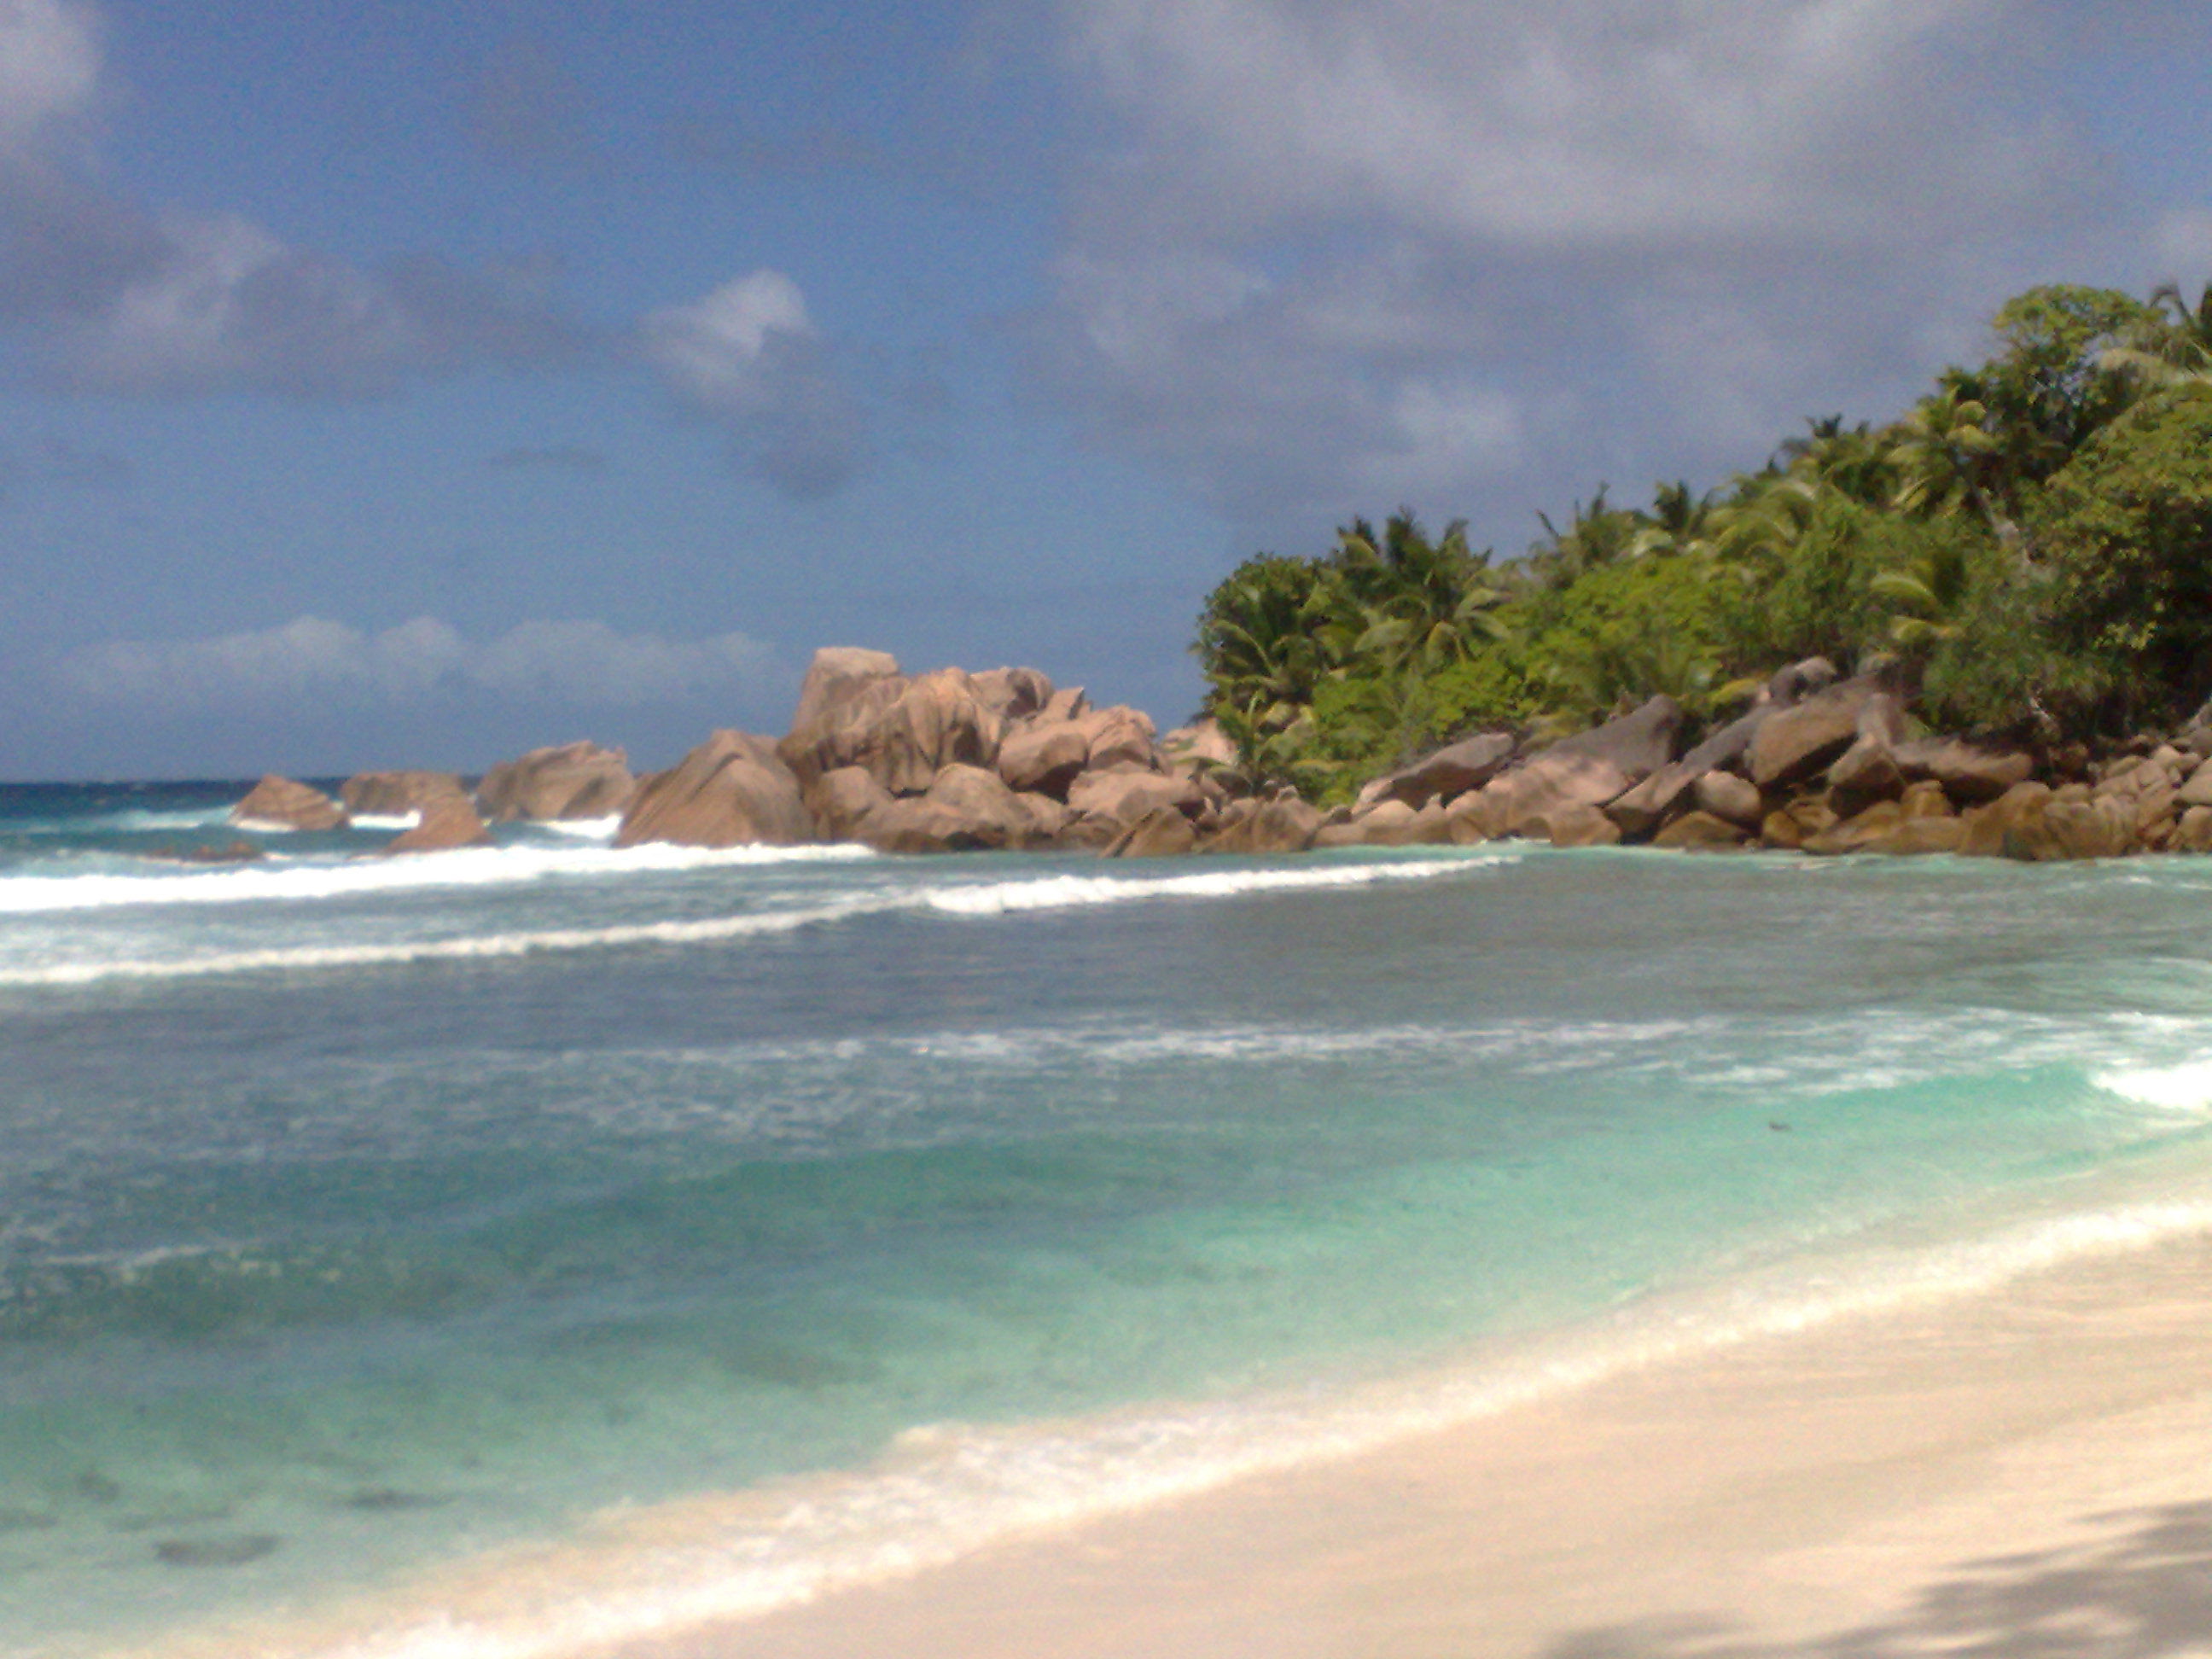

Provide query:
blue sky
left=3, top=0, right=2209, bottom=779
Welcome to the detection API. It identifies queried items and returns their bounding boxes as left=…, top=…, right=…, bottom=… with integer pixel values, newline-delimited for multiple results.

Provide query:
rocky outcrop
left=616, top=731, right=813, bottom=848
left=1748, top=678, right=1896, bottom=792
left=1866, top=817, right=1967, bottom=856
left=1105, top=806, right=1200, bottom=858
left=342, top=770, right=468, bottom=818
left=997, top=720, right=1091, bottom=799
left=783, top=647, right=903, bottom=753
left=1327, top=798, right=1455, bottom=847
left=1652, top=811, right=1749, bottom=850
left=385, top=795, right=493, bottom=853
left=1489, top=696, right=1682, bottom=837
left=1360, top=731, right=1518, bottom=812
left=1604, top=708, right=1763, bottom=839
left=810, top=667, right=1008, bottom=795
left=230, top=776, right=348, bottom=831
left=857, top=765, right=1041, bottom=853
left=475, top=742, right=635, bottom=821
left=1890, top=739, right=2034, bottom=806
left=1959, top=783, right=2049, bottom=858
left=1160, top=719, right=1238, bottom=777
left=969, top=667, right=1054, bottom=722
left=1539, top=801, right=1624, bottom=848
left=1066, top=766, right=1199, bottom=830
left=806, top=766, right=894, bottom=841
left=1691, top=770, right=1764, bottom=829
left=1823, top=696, right=1910, bottom=819
left=1075, top=706, right=1159, bottom=771
left=1205, top=795, right=1324, bottom=854
left=1802, top=801, right=1905, bottom=856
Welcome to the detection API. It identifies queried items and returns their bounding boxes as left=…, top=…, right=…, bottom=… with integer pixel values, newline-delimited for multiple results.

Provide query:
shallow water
left=5, top=782, right=2212, bottom=1655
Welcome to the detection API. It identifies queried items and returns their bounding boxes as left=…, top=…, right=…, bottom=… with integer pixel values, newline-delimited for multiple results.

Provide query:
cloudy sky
left=3, top=0, right=2207, bottom=778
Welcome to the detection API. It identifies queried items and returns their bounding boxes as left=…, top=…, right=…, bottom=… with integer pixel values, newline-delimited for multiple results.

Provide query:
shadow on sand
left=1546, top=1499, right=2212, bottom=1658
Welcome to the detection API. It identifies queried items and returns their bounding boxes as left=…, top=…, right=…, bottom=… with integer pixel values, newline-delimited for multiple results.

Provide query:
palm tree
left=1886, top=387, right=1999, bottom=521
left=2100, top=280, right=2212, bottom=388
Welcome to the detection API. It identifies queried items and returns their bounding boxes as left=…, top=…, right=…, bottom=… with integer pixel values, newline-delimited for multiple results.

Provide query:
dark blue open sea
left=7, top=779, right=2212, bottom=1655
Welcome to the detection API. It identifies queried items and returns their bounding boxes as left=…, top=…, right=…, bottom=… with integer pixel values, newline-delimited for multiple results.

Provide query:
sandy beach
left=616, top=1231, right=2212, bottom=1659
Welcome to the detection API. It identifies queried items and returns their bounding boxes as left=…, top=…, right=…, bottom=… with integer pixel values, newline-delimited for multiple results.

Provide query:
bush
left=2034, top=384, right=2212, bottom=725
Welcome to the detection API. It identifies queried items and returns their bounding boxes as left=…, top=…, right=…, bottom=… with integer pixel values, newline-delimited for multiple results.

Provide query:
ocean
left=6, top=778, right=2212, bottom=1656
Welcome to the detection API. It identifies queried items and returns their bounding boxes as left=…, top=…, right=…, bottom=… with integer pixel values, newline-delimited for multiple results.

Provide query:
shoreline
left=604, top=1220, right=2212, bottom=1659
left=111, top=1147, right=2212, bottom=1659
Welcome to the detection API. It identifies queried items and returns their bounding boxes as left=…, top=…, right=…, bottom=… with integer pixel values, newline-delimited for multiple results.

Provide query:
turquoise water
left=5, top=782, right=2212, bottom=1654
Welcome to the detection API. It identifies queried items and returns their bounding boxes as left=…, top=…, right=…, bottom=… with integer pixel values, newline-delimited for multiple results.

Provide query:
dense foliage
left=1192, top=282, right=2212, bottom=800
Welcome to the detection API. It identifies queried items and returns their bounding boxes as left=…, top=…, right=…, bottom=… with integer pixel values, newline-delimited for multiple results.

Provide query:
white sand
left=615, top=1233, right=2212, bottom=1658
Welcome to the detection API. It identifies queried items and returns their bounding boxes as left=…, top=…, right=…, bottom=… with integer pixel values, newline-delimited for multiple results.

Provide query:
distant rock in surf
left=616, top=731, right=813, bottom=848
left=230, top=776, right=347, bottom=832
left=475, top=741, right=636, bottom=821
left=154, top=1534, right=277, bottom=1568
left=341, top=770, right=468, bottom=817
left=384, top=795, right=494, bottom=854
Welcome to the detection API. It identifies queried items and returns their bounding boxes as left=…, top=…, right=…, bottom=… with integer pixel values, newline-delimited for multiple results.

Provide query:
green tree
left=2034, top=383, right=2212, bottom=725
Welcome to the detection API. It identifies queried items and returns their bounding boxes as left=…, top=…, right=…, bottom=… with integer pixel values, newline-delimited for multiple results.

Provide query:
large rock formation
left=1160, top=719, right=1238, bottom=778
left=1205, top=795, right=1324, bottom=855
left=1891, top=739, right=2034, bottom=806
left=783, top=647, right=903, bottom=748
left=475, top=742, right=636, bottom=821
left=385, top=795, right=493, bottom=853
left=997, top=720, right=1091, bottom=799
left=1360, top=731, right=1517, bottom=812
left=1604, top=707, right=1765, bottom=838
left=615, top=731, right=813, bottom=848
left=782, top=657, right=1007, bottom=795
left=1822, top=695, right=1911, bottom=819
left=1066, top=766, right=1199, bottom=830
left=1074, top=705, right=1158, bottom=771
left=1748, top=678, right=1895, bottom=791
left=341, top=770, right=468, bottom=818
left=806, top=766, right=894, bottom=841
left=969, top=667, right=1055, bottom=721
left=1105, top=806, right=1200, bottom=858
left=856, top=765, right=1042, bottom=853
left=230, top=776, right=348, bottom=831
left=1487, top=696, right=1683, bottom=838
left=1652, top=811, right=1749, bottom=850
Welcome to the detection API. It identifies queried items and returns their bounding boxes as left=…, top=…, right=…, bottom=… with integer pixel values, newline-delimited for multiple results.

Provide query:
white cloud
left=0, top=1, right=581, bottom=395
left=1069, top=0, right=2036, bottom=250
left=0, top=0, right=99, bottom=153
left=642, top=270, right=870, bottom=498
left=56, top=616, right=777, bottom=710
left=1038, top=0, right=2110, bottom=540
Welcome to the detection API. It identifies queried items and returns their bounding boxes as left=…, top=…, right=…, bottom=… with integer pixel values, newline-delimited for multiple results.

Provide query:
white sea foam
left=531, top=816, right=622, bottom=841
left=0, top=857, right=1491, bottom=987
left=0, top=903, right=884, bottom=986
left=0, top=841, right=876, bottom=915
left=921, top=858, right=1480, bottom=916
left=2094, top=1058, right=2212, bottom=1114
left=131, top=1179, right=2212, bottom=1659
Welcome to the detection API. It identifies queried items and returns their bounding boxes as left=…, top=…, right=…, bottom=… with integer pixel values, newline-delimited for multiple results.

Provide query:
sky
left=3, top=0, right=2210, bottom=779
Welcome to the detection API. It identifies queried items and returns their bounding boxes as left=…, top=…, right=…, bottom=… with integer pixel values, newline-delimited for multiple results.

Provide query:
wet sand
left=614, top=1232, right=2212, bottom=1659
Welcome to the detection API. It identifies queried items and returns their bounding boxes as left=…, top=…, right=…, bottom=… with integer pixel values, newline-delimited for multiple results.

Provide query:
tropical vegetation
left=1192, top=281, right=2212, bottom=800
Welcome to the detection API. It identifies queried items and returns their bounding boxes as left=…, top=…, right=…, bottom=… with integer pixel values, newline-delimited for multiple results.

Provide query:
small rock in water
left=154, top=1534, right=278, bottom=1568
left=342, top=1488, right=444, bottom=1511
